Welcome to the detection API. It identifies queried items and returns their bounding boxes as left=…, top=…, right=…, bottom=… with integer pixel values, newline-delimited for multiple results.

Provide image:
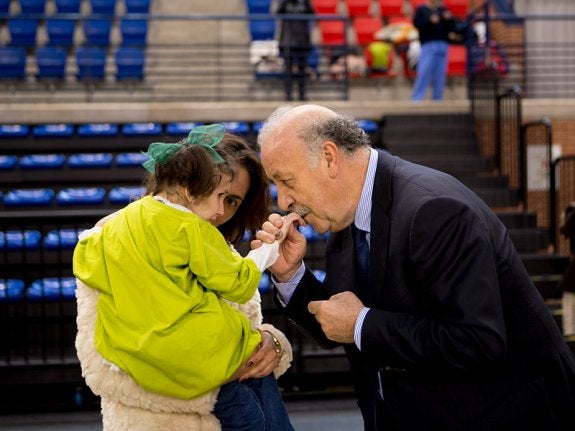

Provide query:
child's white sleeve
left=78, top=226, right=102, bottom=240
left=246, top=241, right=280, bottom=272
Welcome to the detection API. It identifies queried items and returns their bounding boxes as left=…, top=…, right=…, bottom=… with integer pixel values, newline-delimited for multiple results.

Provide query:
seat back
left=124, top=0, right=149, bottom=13
left=311, top=0, right=338, bottom=14
left=46, top=18, right=76, bottom=47
left=249, top=19, right=276, bottom=41
left=120, top=18, right=148, bottom=46
left=115, top=47, right=145, bottom=80
left=8, top=18, right=39, bottom=47
left=344, top=0, right=370, bottom=17
left=54, top=0, right=81, bottom=13
left=76, top=47, right=107, bottom=79
left=378, top=0, right=403, bottom=18
left=318, top=20, right=346, bottom=45
left=18, top=0, right=46, bottom=14
left=353, top=16, right=383, bottom=46
left=89, top=0, right=116, bottom=15
left=83, top=19, right=112, bottom=46
left=246, top=0, right=272, bottom=14
left=0, top=47, right=27, bottom=79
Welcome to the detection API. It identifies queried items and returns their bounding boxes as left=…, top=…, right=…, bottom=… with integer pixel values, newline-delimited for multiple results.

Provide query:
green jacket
left=73, top=196, right=262, bottom=399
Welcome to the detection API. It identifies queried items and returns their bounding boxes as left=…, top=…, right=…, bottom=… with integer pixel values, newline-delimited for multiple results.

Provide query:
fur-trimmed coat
left=75, top=280, right=293, bottom=431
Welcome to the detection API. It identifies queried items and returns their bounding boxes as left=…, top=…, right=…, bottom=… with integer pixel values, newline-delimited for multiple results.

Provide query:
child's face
left=190, top=175, right=233, bottom=224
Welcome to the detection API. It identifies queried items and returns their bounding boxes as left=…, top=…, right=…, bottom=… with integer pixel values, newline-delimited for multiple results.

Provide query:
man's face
left=261, top=131, right=340, bottom=234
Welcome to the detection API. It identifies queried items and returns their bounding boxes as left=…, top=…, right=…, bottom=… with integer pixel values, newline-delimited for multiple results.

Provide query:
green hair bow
left=142, top=124, right=226, bottom=173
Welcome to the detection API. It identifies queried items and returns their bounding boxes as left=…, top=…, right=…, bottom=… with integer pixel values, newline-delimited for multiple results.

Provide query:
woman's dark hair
left=216, top=134, right=271, bottom=245
left=145, top=140, right=234, bottom=199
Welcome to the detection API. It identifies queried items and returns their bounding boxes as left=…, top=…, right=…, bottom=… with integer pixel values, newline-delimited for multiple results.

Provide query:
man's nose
left=276, top=189, right=294, bottom=212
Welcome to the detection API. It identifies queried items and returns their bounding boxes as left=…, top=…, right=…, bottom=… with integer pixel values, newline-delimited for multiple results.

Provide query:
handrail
left=520, top=116, right=551, bottom=212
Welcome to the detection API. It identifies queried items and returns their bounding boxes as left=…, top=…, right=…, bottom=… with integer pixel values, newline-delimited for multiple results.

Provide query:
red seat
left=410, top=0, right=427, bottom=11
left=318, top=20, right=346, bottom=45
left=447, top=44, right=466, bottom=77
left=378, top=0, right=403, bottom=18
left=344, top=0, right=371, bottom=17
left=353, top=16, right=383, bottom=46
left=445, top=0, right=468, bottom=18
left=311, top=0, right=338, bottom=14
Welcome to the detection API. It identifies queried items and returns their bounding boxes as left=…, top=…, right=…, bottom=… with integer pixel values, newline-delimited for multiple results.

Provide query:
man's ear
left=322, top=140, right=339, bottom=178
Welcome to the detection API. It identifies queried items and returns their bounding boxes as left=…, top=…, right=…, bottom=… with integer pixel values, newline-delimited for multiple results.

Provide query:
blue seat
left=299, top=224, right=323, bottom=242
left=83, top=19, right=112, bottom=46
left=54, top=0, right=81, bottom=13
left=19, top=154, right=66, bottom=169
left=0, top=279, right=25, bottom=302
left=27, top=277, right=77, bottom=301
left=89, top=0, right=115, bottom=15
left=258, top=271, right=271, bottom=293
left=249, top=19, right=276, bottom=41
left=36, top=47, right=68, bottom=81
left=121, top=122, right=162, bottom=136
left=3, top=188, right=55, bottom=207
left=356, top=119, right=378, bottom=133
left=67, top=152, right=113, bottom=168
left=166, top=122, right=203, bottom=137
left=0, top=124, right=29, bottom=137
left=269, top=183, right=277, bottom=200
left=8, top=19, right=38, bottom=47
left=120, top=19, right=148, bottom=46
left=43, top=228, right=80, bottom=249
left=312, top=269, right=327, bottom=282
left=33, top=123, right=74, bottom=137
left=76, top=47, right=107, bottom=80
left=222, top=121, right=250, bottom=135
left=246, top=0, right=272, bottom=14
left=115, top=152, right=148, bottom=166
left=46, top=19, right=76, bottom=47
left=108, top=186, right=146, bottom=203
left=124, top=0, right=150, bottom=13
left=0, top=155, right=18, bottom=170
left=0, top=47, right=27, bottom=80
left=252, top=121, right=264, bottom=134
left=56, top=187, right=106, bottom=205
left=115, top=47, right=145, bottom=80
left=0, top=230, right=41, bottom=250
left=19, top=0, right=46, bottom=14
left=77, top=123, right=119, bottom=136
left=0, top=0, right=10, bottom=13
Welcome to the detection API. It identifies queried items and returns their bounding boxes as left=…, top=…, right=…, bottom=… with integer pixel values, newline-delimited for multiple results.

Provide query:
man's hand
left=307, top=291, right=364, bottom=343
left=252, top=212, right=306, bottom=282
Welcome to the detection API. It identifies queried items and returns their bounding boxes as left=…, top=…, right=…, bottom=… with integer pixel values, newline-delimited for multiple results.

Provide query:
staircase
left=380, top=113, right=569, bottom=320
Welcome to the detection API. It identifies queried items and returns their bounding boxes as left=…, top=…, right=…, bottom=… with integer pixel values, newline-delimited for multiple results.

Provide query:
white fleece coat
left=75, top=280, right=293, bottom=431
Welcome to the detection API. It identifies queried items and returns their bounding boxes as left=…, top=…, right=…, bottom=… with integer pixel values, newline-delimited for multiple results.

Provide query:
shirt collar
left=354, top=148, right=377, bottom=233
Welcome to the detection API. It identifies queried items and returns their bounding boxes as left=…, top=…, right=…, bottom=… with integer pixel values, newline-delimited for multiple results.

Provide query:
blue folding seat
left=43, top=228, right=80, bottom=249
left=56, top=187, right=106, bottom=205
left=249, top=19, right=276, bottom=41
left=33, top=123, right=74, bottom=137
left=46, top=19, right=76, bottom=47
left=222, top=121, right=250, bottom=135
left=36, top=47, right=68, bottom=81
left=246, top=0, right=272, bottom=14
left=76, top=47, right=107, bottom=80
left=0, top=0, right=9, bottom=13
left=3, top=188, right=55, bottom=207
left=0, top=279, right=25, bottom=302
left=0, top=124, right=29, bottom=137
left=356, top=119, right=378, bottom=134
left=0, top=155, right=18, bottom=170
left=312, top=269, right=327, bottom=282
left=67, top=152, right=113, bottom=168
left=124, top=0, right=150, bottom=14
left=27, top=277, right=77, bottom=301
left=252, top=121, right=264, bottom=134
left=120, top=18, right=147, bottom=46
left=258, top=272, right=271, bottom=293
left=54, top=0, right=81, bottom=13
left=299, top=224, right=322, bottom=242
left=0, top=229, right=42, bottom=250
left=77, top=123, right=119, bottom=136
left=19, top=153, right=66, bottom=169
left=108, top=186, right=146, bottom=204
left=269, top=183, right=277, bottom=200
left=8, top=19, right=38, bottom=47
left=89, top=0, right=115, bottom=15
left=166, top=122, right=203, bottom=137
left=115, top=152, right=147, bottom=166
left=83, top=19, right=112, bottom=46
left=18, top=0, right=46, bottom=14
left=121, top=122, right=162, bottom=136
left=115, top=47, right=145, bottom=80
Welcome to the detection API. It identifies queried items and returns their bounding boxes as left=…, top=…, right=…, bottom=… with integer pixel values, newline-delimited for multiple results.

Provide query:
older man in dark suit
left=254, top=104, right=575, bottom=431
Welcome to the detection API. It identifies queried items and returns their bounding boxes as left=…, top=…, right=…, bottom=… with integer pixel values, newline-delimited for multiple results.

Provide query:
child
left=73, top=124, right=295, bottom=430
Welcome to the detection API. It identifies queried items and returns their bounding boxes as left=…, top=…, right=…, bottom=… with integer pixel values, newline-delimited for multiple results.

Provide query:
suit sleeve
left=361, top=197, right=507, bottom=372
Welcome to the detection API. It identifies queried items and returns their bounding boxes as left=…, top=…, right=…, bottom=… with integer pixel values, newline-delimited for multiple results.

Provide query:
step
left=521, top=254, right=569, bottom=274
left=474, top=188, right=519, bottom=208
left=508, top=228, right=550, bottom=253
left=383, top=127, right=474, bottom=142
left=401, top=155, right=495, bottom=176
left=382, top=113, right=473, bottom=128
left=496, top=211, right=539, bottom=229
left=386, top=140, right=480, bottom=156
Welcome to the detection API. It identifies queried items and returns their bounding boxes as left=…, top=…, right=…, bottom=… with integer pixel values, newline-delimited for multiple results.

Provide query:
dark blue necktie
left=352, top=225, right=370, bottom=303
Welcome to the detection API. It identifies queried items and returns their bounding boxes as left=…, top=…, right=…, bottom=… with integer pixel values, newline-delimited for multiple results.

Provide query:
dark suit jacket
left=284, top=150, right=575, bottom=430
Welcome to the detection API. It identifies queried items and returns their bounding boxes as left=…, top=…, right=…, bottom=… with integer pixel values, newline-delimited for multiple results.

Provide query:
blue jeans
left=411, top=40, right=449, bottom=101
left=214, top=374, right=294, bottom=431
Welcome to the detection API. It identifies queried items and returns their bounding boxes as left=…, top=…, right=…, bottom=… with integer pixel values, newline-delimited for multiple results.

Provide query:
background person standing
left=411, top=0, right=454, bottom=101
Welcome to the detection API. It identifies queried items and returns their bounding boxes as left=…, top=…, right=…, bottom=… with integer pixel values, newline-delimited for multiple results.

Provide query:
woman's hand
left=237, top=331, right=282, bottom=381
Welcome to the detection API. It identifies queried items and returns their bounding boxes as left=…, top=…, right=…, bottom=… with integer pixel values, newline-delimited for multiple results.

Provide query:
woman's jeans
left=411, top=40, right=449, bottom=101
left=214, top=374, right=294, bottom=431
